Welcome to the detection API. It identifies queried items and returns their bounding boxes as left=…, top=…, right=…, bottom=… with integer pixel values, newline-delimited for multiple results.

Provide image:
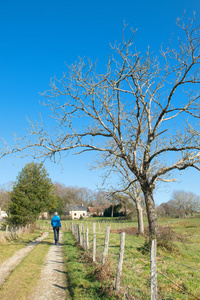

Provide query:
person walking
left=51, top=212, right=61, bottom=244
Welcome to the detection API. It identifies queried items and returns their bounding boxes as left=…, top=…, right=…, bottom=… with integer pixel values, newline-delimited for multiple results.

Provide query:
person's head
left=54, top=212, right=58, bottom=216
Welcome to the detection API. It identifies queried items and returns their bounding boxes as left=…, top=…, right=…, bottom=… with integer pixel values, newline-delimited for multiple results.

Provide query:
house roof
left=88, top=206, right=104, bottom=213
left=66, top=204, right=87, bottom=212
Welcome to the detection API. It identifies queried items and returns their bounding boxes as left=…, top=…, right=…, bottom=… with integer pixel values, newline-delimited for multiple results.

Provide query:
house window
left=83, top=213, right=85, bottom=216
left=74, top=213, right=76, bottom=216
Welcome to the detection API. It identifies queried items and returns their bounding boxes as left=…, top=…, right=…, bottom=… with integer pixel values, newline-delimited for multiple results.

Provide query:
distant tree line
left=156, top=190, right=200, bottom=218
left=1, top=163, right=199, bottom=226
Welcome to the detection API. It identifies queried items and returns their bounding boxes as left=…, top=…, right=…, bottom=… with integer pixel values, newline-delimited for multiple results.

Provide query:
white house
left=0, top=207, right=8, bottom=219
left=65, top=204, right=87, bottom=219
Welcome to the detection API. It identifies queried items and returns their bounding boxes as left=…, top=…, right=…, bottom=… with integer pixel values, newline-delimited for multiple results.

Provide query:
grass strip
left=0, top=229, right=44, bottom=264
left=63, top=231, right=117, bottom=300
left=0, top=233, right=53, bottom=300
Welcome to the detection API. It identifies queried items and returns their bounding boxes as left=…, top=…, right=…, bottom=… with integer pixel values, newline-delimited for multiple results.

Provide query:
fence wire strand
left=157, top=270, right=200, bottom=300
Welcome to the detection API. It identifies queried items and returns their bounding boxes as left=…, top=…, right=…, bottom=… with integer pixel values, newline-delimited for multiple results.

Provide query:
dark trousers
left=53, top=226, right=60, bottom=243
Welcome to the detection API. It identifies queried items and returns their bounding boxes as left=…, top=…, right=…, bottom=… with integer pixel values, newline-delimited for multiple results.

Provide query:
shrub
left=137, top=225, right=185, bottom=254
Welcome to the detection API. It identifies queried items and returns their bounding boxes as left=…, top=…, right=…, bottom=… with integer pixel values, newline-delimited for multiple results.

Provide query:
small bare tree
left=171, top=190, right=200, bottom=217
left=3, top=15, right=200, bottom=237
left=125, top=184, right=145, bottom=234
left=98, top=154, right=145, bottom=234
left=0, top=186, right=11, bottom=211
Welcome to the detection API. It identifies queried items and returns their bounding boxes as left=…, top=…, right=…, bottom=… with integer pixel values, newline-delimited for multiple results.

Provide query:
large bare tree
left=3, top=16, right=200, bottom=237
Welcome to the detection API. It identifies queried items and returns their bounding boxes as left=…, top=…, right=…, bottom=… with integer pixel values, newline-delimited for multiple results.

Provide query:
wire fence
left=66, top=220, right=200, bottom=300
left=0, top=223, right=32, bottom=242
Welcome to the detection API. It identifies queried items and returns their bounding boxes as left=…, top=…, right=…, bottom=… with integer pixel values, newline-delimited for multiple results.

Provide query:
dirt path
left=0, top=232, right=49, bottom=287
left=30, top=231, right=68, bottom=300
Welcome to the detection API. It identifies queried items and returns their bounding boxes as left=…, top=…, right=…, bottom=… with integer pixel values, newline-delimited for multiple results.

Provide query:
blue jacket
left=51, top=215, right=61, bottom=227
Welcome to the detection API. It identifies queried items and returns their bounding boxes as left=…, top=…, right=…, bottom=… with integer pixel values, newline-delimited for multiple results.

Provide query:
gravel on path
left=0, top=232, right=49, bottom=287
left=30, top=231, right=68, bottom=300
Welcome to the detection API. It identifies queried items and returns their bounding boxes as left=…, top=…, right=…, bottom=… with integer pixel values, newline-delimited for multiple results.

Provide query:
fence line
left=69, top=221, right=151, bottom=296
left=0, top=224, right=32, bottom=242
left=67, top=220, right=199, bottom=299
left=8, top=224, right=31, bottom=238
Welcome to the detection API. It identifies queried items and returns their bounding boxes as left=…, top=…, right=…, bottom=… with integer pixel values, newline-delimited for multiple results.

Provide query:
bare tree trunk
left=111, top=204, right=114, bottom=218
left=136, top=203, right=144, bottom=234
left=143, top=190, right=159, bottom=238
left=124, top=202, right=127, bottom=217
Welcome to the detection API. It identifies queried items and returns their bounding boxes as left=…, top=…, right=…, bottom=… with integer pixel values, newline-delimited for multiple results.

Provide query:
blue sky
left=0, top=0, right=199, bottom=205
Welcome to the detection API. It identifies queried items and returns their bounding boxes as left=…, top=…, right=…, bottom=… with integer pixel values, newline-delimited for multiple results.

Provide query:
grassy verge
left=64, top=217, right=200, bottom=300
left=0, top=233, right=53, bottom=300
left=63, top=231, right=117, bottom=300
left=0, top=229, right=45, bottom=264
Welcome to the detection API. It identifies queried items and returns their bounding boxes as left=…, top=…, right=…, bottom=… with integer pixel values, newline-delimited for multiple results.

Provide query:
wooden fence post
left=78, top=225, right=82, bottom=246
left=93, top=223, right=96, bottom=262
left=11, top=227, right=14, bottom=238
left=102, top=226, right=110, bottom=264
left=73, top=223, right=75, bottom=236
left=115, top=232, right=125, bottom=291
left=76, top=224, right=79, bottom=241
left=70, top=222, right=73, bottom=233
left=82, top=225, right=85, bottom=249
left=80, top=229, right=83, bottom=247
left=151, top=239, right=157, bottom=300
left=5, top=225, right=8, bottom=238
left=15, top=226, right=18, bottom=237
left=76, top=224, right=79, bottom=242
left=72, top=223, right=75, bottom=235
left=73, top=223, right=76, bottom=237
left=86, top=228, right=89, bottom=251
